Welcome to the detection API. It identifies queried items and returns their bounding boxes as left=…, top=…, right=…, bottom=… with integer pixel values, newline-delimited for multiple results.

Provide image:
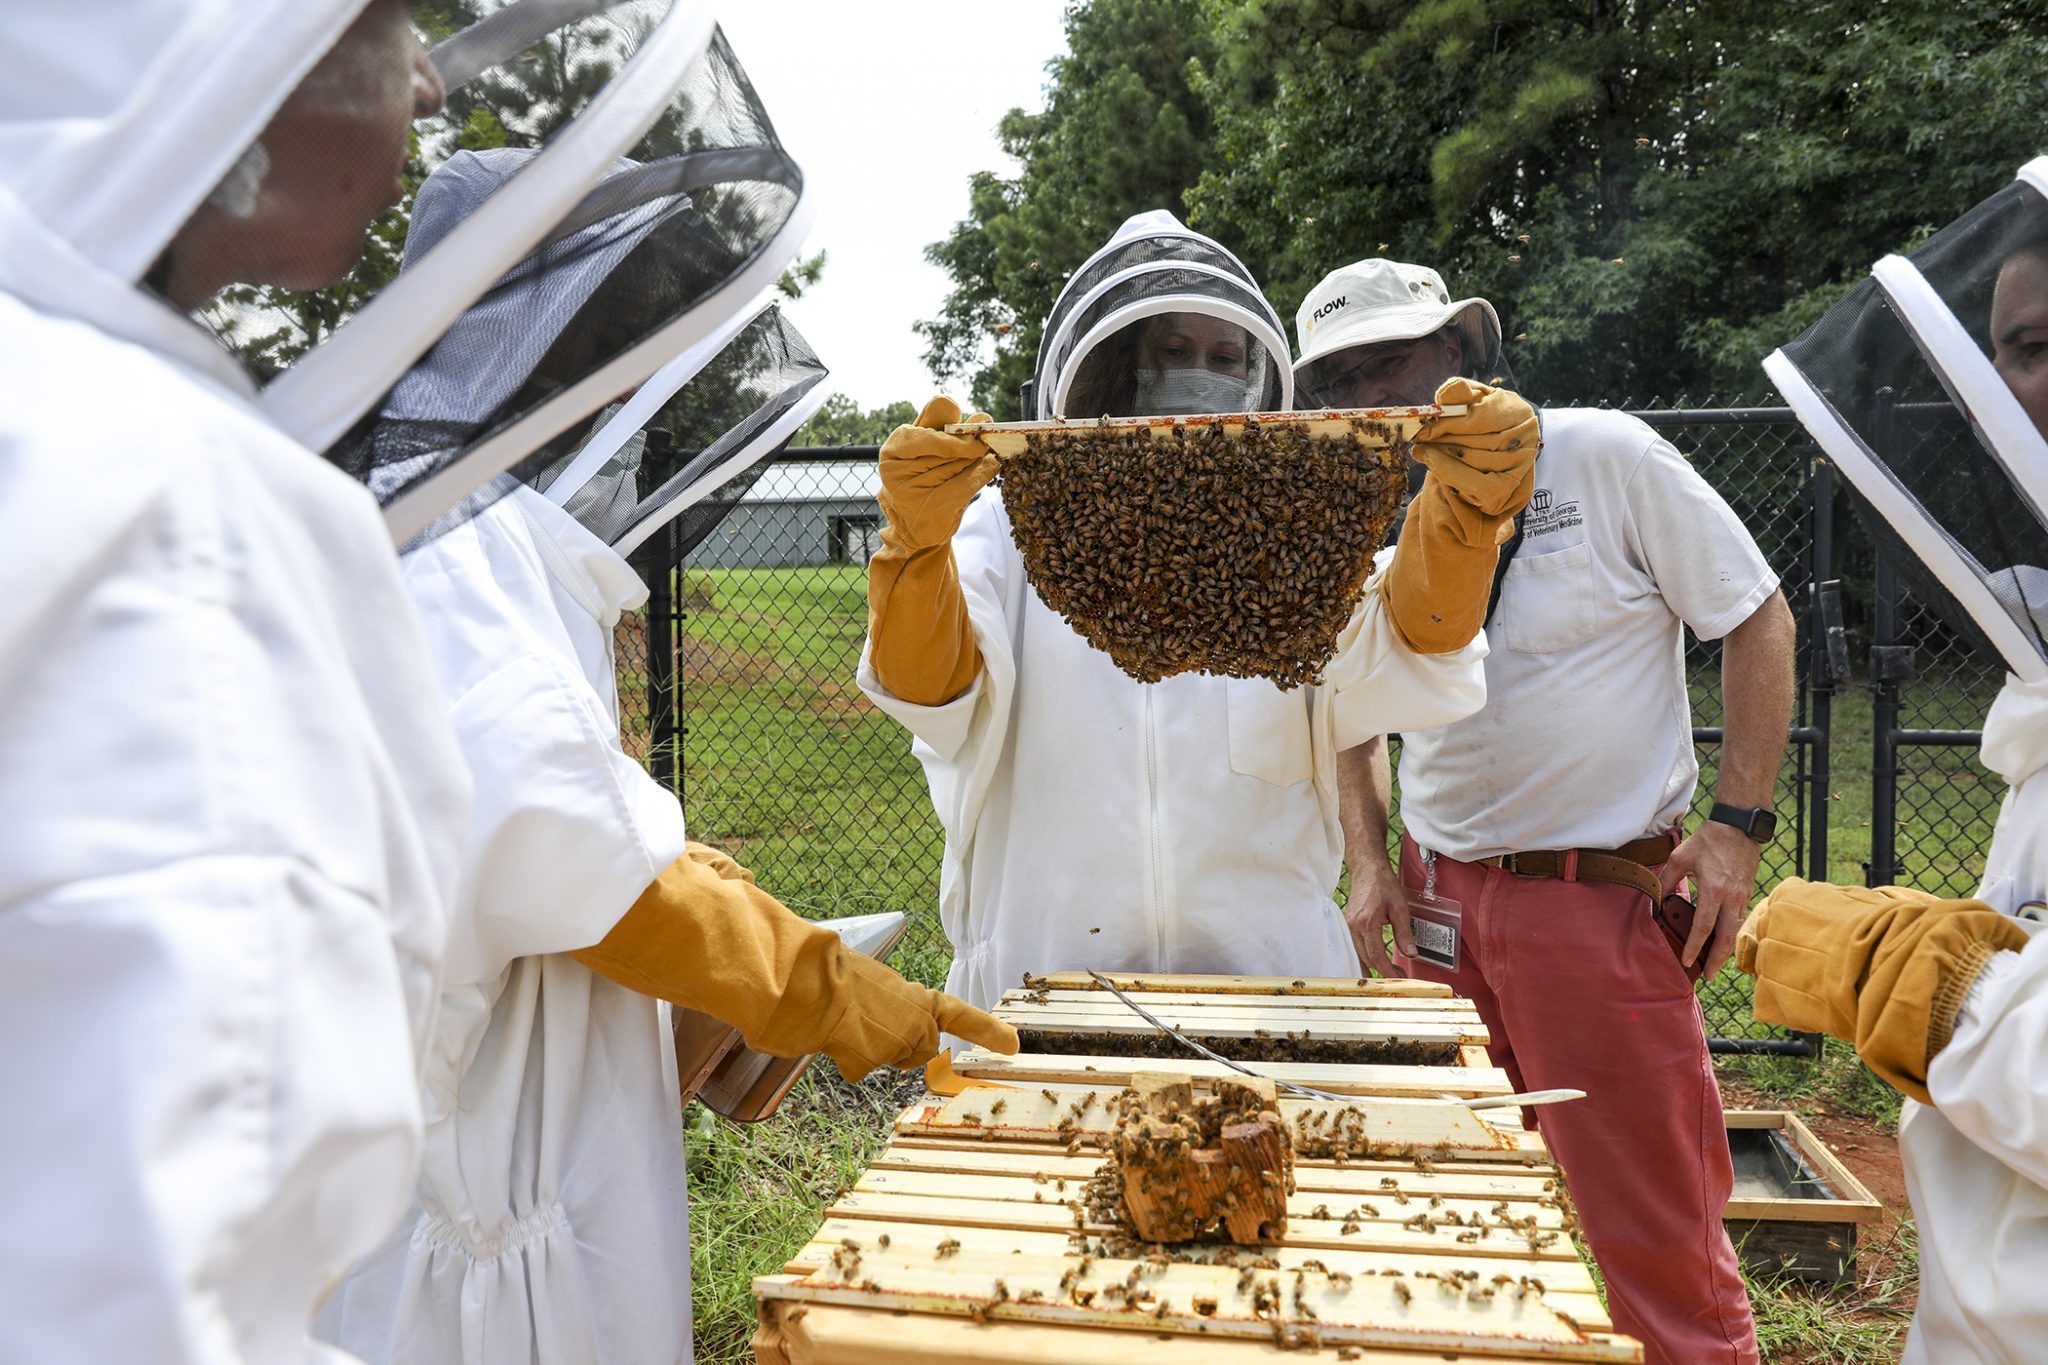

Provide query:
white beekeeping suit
left=0, top=4, right=472, bottom=1362
left=1762, top=155, right=2048, bottom=1363
left=316, top=114, right=822, bottom=1362
left=859, top=211, right=1494, bottom=1011
left=319, top=105, right=1010, bottom=1364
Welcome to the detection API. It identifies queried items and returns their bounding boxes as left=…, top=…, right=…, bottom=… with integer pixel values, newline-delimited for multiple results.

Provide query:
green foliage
left=924, top=0, right=2048, bottom=406
left=916, top=0, right=1223, bottom=416
left=792, top=394, right=918, bottom=447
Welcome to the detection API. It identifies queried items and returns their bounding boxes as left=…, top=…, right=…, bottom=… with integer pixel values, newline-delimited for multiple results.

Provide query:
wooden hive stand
left=753, top=973, right=1642, bottom=1364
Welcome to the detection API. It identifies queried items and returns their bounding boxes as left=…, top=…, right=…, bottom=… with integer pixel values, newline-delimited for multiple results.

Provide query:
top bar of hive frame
left=948, top=403, right=1459, bottom=458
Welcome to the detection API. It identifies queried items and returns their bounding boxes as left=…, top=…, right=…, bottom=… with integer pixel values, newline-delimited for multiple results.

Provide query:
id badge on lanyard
left=1406, top=848, right=1464, bottom=970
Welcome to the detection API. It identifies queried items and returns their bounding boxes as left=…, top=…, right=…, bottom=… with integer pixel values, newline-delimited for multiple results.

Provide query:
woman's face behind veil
left=1064, top=311, right=1258, bottom=418
left=1136, top=314, right=1250, bottom=381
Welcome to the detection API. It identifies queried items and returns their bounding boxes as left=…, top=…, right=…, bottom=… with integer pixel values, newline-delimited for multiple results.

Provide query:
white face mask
left=1133, top=367, right=1254, bottom=416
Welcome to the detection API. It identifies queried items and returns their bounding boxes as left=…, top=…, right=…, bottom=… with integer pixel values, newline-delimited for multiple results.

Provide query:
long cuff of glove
left=1379, top=480, right=1506, bottom=654
left=568, top=852, right=855, bottom=1059
left=1859, top=915, right=2029, bottom=1105
left=867, top=533, right=982, bottom=705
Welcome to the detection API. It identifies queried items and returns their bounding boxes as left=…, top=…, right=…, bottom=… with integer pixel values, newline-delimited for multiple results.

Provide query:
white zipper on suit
left=1145, top=684, right=1167, bottom=967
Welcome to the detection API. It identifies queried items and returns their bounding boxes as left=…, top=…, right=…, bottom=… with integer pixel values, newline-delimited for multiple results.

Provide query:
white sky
left=717, top=1, right=1071, bottom=409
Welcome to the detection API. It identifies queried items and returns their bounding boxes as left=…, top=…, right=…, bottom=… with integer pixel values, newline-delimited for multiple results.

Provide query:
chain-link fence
left=617, top=405, right=2012, bottom=1045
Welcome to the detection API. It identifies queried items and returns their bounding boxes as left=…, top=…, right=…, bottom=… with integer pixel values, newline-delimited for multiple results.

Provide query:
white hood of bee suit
left=0, top=1, right=365, bottom=387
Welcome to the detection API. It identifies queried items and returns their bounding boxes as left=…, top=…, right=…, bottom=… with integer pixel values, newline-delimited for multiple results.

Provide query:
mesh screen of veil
left=531, top=304, right=828, bottom=557
left=1776, top=176, right=2048, bottom=675
left=1034, top=225, right=1291, bottom=419
left=299, top=13, right=809, bottom=544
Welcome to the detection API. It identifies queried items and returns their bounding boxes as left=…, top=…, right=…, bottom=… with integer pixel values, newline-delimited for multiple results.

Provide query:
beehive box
left=753, top=973, right=1642, bottom=1364
left=950, top=407, right=1448, bottom=689
left=954, top=972, right=1499, bottom=1098
left=1721, top=1110, right=1884, bottom=1285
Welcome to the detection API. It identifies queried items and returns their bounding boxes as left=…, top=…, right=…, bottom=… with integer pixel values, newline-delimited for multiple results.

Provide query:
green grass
left=649, top=566, right=953, bottom=985
left=684, top=1069, right=922, bottom=1365
left=652, top=567, right=1995, bottom=1363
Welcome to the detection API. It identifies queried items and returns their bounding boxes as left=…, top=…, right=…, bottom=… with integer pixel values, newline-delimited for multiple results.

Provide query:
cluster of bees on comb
left=996, top=417, right=1407, bottom=688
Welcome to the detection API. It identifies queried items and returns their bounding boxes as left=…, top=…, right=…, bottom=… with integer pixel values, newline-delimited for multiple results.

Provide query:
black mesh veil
left=1031, top=210, right=1292, bottom=419
left=530, top=305, right=828, bottom=556
left=311, top=20, right=813, bottom=544
left=1767, top=164, right=2048, bottom=679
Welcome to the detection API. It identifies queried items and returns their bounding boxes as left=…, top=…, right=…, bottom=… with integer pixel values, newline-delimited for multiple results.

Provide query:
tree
left=793, top=394, right=918, bottom=447
left=925, top=0, right=2048, bottom=407
left=1203, top=0, right=2048, bottom=401
left=916, top=0, right=1223, bottom=417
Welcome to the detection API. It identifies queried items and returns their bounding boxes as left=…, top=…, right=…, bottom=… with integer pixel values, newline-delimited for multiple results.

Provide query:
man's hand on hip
left=1346, top=853, right=1414, bottom=978
left=1659, top=821, right=1761, bottom=980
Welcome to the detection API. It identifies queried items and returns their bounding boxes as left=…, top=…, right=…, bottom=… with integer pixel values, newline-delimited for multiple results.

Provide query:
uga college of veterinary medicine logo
left=1524, top=487, right=1581, bottom=538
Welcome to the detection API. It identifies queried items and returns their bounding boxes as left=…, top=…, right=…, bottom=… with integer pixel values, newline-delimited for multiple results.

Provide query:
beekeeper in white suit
left=0, top=3, right=469, bottom=1362
left=318, top=140, right=1015, bottom=1365
left=860, top=210, right=1540, bottom=1011
left=1748, top=158, right=2048, bottom=1362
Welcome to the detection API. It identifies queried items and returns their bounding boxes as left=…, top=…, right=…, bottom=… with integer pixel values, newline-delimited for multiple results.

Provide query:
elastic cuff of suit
left=1928, top=938, right=2004, bottom=1060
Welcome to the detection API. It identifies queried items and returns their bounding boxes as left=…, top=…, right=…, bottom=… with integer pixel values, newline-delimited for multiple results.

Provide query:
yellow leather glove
left=570, top=841, right=1019, bottom=1082
left=868, top=396, right=998, bottom=706
left=1736, top=878, right=2032, bottom=1104
left=1379, top=377, right=1540, bottom=653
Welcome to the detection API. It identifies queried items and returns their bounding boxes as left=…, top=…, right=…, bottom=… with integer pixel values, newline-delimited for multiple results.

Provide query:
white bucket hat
left=1293, top=258, right=1502, bottom=378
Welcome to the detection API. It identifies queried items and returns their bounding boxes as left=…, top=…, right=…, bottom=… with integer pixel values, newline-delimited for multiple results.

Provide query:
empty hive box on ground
left=953, top=408, right=1441, bottom=688
left=1721, top=1110, right=1883, bottom=1285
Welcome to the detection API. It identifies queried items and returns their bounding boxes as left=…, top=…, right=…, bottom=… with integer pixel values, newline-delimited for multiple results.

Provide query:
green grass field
left=653, top=564, right=2000, bottom=1364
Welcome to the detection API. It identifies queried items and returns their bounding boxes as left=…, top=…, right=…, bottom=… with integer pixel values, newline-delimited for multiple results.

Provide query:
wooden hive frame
left=754, top=974, right=1640, bottom=1363
left=947, top=405, right=1457, bottom=460
left=963, top=972, right=1499, bottom=1092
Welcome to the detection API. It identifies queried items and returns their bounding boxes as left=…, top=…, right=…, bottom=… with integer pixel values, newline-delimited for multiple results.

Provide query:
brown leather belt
left=1476, top=833, right=1676, bottom=904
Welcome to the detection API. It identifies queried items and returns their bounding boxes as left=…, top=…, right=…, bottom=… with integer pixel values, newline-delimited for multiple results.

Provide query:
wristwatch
left=1708, top=803, right=1778, bottom=843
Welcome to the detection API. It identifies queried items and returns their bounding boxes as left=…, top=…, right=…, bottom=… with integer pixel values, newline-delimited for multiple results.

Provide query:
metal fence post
left=644, top=522, right=680, bottom=797
left=1806, top=455, right=1836, bottom=880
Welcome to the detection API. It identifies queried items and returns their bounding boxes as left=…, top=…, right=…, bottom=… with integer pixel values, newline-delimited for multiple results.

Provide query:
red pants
left=1396, top=834, right=1759, bottom=1365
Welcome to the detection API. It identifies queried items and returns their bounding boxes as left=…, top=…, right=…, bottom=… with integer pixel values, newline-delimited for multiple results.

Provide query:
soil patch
left=681, top=635, right=788, bottom=687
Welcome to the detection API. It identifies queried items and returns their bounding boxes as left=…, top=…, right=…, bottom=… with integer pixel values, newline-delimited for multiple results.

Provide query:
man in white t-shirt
left=1302, top=259, right=1795, bottom=1365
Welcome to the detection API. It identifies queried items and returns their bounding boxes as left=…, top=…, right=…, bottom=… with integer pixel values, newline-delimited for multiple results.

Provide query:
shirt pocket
left=1226, top=679, right=1315, bottom=788
left=1498, top=541, right=1598, bottom=654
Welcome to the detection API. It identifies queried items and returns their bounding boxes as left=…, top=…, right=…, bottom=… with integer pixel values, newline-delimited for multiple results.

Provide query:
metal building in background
left=684, top=454, right=881, bottom=569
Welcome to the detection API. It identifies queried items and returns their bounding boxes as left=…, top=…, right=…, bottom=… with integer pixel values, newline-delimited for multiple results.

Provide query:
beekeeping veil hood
left=1, top=2, right=812, bottom=544
left=1765, top=158, right=2048, bottom=682
left=336, top=140, right=826, bottom=550
left=1029, top=209, right=1292, bottom=419
left=0, top=0, right=387, bottom=388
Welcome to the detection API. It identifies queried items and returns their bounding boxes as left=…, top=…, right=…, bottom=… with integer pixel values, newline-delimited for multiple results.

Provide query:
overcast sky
left=717, top=1, right=1071, bottom=409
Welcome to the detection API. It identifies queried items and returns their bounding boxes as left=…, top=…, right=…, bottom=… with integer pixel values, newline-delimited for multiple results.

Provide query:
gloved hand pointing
left=827, top=952, right=1019, bottom=1080
left=572, top=843, right=1018, bottom=1083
